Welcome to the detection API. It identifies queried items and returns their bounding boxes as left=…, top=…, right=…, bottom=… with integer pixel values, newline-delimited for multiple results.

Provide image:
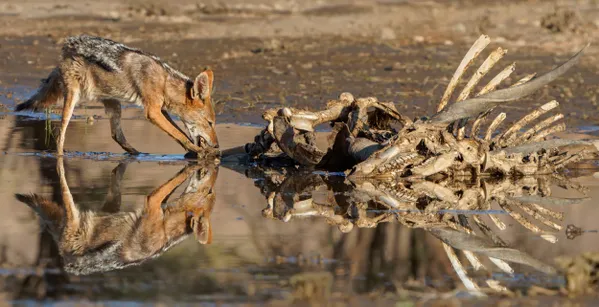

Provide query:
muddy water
left=0, top=111, right=599, bottom=305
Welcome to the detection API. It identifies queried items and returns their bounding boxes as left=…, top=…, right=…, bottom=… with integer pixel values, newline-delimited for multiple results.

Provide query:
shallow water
left=0, top=111, right=599, bottom=305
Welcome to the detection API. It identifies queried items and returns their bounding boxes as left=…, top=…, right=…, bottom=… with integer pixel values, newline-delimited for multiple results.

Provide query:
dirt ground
left=1, top=0, right=599, bottom=127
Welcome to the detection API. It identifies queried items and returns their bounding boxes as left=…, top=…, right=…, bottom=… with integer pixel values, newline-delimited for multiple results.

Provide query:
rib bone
left=437, top=34, right=491, bottom=112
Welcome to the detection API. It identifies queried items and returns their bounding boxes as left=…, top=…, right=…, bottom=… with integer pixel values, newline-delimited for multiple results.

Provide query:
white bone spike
left=477, top=63, right=516, bottom=96
left=512, top=73, right=537, bottom=87
left=438, top=35, right=491, bottom=112
left=442, top=243, right=486, bottom=297
left=519, top=203, right=562, bottom=231
left=530, top=122, right=566, bottom=142
left=498, top=100, right=559, bottom=144
left=485, top=112, right=506, bottom=141
left=489, top=258, right=515, bottom=275
left=513, top=114, right=564, bottom=146
left=457, top=47, right=508, bottom=102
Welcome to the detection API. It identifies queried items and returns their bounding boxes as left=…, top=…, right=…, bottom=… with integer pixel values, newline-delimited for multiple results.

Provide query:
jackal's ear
left=192, top=69, right=214, bottom=101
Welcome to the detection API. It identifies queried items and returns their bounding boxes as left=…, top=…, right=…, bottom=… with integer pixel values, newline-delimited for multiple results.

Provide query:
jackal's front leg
left=123, top=164, right=209, bottom=257
left=162, top=110, right=192, bottom=140
left=146, top=163, right=205, bottom=210
left=144, top=105, right=205, bottom=155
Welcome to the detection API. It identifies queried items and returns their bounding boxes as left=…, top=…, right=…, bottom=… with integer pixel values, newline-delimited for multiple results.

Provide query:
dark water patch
left=302, top=4, right=374, bottom=16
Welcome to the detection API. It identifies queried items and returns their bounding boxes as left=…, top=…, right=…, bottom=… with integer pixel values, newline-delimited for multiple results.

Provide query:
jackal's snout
left=183, top=119, right=219, bottom=159
left=195, top=121, right=219, bottom=149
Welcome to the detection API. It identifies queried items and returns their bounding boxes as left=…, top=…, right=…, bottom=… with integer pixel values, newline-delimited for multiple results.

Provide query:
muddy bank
left=2, top=35, right=599, bottom=129
left=0, top=0, right=596, bottom=51
left=1, top=0, right=599, bottom=128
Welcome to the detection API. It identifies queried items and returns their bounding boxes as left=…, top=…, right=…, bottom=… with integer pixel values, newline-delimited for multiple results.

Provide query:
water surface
left=1, top=113, right=599, bottom=305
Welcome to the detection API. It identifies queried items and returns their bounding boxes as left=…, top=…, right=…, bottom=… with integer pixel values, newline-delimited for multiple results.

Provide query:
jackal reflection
left=16, top=159, right=217, bottom=275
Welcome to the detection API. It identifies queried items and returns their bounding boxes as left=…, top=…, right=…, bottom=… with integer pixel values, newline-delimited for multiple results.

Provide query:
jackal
left=15, top=159, right=217, bottom=275
left=15, top=34, right=218, bottom=157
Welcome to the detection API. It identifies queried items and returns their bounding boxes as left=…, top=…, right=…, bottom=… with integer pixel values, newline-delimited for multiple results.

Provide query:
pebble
left=413, top=36, right=425, bottom=43
left=380, top=27, right=396, bottom=40
left=454, top=23, right=466, bottom=33
left=301, top=62, right=313, bottom=69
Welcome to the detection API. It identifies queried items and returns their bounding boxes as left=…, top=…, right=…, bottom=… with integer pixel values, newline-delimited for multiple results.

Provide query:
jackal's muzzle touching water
left=15, top=159, right=217, bottom=275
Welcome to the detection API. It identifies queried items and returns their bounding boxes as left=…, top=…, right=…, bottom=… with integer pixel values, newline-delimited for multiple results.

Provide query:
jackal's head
left=184, top=165, right=217, bottom=245
left=187, top=185, right=215, bottom=244
left=182, top=69, right=218, bottom=152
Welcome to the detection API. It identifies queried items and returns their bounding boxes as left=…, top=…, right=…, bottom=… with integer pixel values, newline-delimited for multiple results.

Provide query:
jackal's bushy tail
left=15, top=68, right=63, bottom=112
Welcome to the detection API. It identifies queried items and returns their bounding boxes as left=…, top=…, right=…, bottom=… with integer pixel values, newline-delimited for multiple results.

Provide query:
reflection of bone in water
left=224, top=35, right=597, bottom=182
left=15, top=158, right=217, bottom=275
left=249, top=168, right=587, bottom=296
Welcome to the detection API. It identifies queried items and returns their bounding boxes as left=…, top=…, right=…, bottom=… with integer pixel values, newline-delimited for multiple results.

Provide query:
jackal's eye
left=208, top=120, right=214, bottom=128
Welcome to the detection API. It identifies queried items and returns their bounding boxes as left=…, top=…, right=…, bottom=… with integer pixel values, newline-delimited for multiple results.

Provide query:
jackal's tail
left=15, top=193, right=64, bottom=228
left=15, top=68, right=63, bottom=112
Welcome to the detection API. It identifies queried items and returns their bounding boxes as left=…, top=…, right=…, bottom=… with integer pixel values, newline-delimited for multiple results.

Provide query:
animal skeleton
left=236, top=35, right=596, bottom=179
left=219, top=34, right=598, bottom=297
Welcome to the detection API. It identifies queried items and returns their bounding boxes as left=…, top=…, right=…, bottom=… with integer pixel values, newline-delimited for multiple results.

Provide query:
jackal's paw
left=185, top=149, right=221, bottom=161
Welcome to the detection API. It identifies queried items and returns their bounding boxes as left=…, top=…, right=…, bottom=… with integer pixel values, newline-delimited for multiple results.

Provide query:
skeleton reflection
left=15, top=159, right=217, bottom=275
left=251, top=170, right=587, bottom=296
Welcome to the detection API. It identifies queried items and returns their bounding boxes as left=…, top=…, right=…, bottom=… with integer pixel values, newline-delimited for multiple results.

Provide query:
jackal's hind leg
left=56, top=86, right=80, bottom=156
left=102, top=161, right=130, bottom=213
left=56, top=157, right=80, bottom=231
left=102, top=99, right=141, bottom=155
